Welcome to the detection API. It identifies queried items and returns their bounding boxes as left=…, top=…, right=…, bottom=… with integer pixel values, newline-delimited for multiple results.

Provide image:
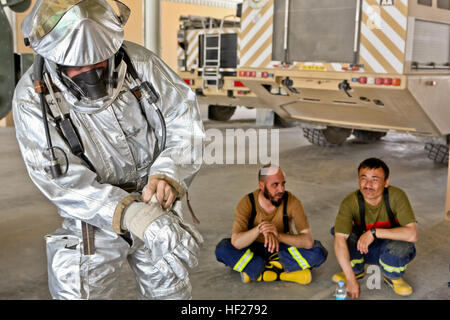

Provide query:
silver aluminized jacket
left=12, top=41, right=205, bottom=299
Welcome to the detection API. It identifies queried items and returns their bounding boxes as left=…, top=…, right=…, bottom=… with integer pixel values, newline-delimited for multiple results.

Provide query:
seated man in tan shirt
left=215, top=165, right=327, bottom=284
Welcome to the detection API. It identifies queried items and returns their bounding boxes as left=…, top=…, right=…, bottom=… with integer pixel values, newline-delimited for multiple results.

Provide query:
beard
left=263, top=187, right=284, bottom=207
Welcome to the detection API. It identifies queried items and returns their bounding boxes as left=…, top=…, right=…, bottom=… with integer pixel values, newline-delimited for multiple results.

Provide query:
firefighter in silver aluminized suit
left=12, top=0, right=204, bottom=299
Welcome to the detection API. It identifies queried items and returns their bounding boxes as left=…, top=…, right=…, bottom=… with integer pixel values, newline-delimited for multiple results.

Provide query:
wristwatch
left=370, top=227, right=377, bottom=239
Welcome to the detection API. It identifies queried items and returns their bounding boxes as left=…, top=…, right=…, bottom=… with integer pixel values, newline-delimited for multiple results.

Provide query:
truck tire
left=303, top=127, right=351, bottom=146
left=208, top=105, right=236, bottom=121
left=353, top=130, right=387, bottom=143
left=425, top=142, right=449, bottom=164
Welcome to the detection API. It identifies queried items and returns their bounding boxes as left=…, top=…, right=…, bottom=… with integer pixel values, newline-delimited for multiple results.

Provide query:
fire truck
left=177, top=0, right=450, bottom=164
left=176, top=13, right=264, bottom=122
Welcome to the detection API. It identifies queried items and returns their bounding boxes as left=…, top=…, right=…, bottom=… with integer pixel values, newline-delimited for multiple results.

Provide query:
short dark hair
left=358, top=158, right=390, bottom=180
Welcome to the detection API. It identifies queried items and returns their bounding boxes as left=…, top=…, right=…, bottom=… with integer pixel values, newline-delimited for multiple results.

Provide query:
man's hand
left=258, top=221, right=279, bottom=253
left=142, top=178, right=176, bottom=210
left=356, top=230, right=375, bottom=254
left=258, top=221, right=278, bottom=237
left=346, top=278, right=361, bottom=299
left=263, top=232, right=279, bottom=253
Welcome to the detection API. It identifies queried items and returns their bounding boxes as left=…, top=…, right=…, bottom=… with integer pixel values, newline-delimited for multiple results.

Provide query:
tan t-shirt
left=232, top=189, right=310, bottom=243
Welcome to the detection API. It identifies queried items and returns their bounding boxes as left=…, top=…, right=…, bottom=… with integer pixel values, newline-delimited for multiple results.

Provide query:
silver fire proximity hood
left=21, top=0, right=131, bottom=112
left=21, top=0, right=130, bottom=66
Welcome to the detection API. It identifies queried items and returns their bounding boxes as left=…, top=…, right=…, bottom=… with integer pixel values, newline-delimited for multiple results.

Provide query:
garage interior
left=0, top=0, right=449, bottom=301
left=1, top=107, right=449, bottom=300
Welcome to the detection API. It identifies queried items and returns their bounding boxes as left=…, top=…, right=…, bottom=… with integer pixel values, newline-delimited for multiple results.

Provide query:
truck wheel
left=303, top=128, right=330, bottom=146
left=425, top=142, right=449, bottom=164
left=208, top=105, right=236, bottom=121
left=303, top=127, right=351, bottom=146
left=353, top=130, right=387, bottom=143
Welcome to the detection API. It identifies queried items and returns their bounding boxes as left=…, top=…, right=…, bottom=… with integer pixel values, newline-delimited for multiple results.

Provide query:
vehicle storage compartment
left=272, top=0, right=358, bottom=63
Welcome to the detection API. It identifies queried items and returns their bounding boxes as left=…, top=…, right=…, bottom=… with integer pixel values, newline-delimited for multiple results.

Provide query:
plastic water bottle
left=335, top=281, right=347, bottom=300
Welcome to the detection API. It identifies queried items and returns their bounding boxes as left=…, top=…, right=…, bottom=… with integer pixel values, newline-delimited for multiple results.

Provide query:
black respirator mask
left=70, top=67, right=108, bottom=100
left=60, top=60, right=118, bottom=101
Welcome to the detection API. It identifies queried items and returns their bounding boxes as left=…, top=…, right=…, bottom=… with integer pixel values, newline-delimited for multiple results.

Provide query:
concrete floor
left=0, top=110, right=449, bottom=300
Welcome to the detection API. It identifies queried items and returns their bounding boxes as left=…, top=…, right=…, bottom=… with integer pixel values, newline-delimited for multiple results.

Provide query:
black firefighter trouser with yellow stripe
left=330, top=227, right=416, bottom=279
left=348, top=239, right=416, bottom=279
left=215, top=238, right=328, bottom=281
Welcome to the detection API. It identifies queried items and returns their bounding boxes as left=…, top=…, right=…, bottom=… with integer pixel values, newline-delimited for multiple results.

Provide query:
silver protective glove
left=122, top=196, right=203, bottom=272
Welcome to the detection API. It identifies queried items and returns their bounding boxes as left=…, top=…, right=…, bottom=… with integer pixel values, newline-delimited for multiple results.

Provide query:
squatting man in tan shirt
left=215, top=165, right=327, bottom=284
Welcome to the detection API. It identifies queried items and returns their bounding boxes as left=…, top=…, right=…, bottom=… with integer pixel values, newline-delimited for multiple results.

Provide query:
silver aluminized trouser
left=46, top=203, right=194, bottom=300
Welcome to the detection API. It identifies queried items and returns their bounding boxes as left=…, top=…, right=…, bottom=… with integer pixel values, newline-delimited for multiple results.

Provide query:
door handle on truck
left=338, top=80, right=352, bottom=98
